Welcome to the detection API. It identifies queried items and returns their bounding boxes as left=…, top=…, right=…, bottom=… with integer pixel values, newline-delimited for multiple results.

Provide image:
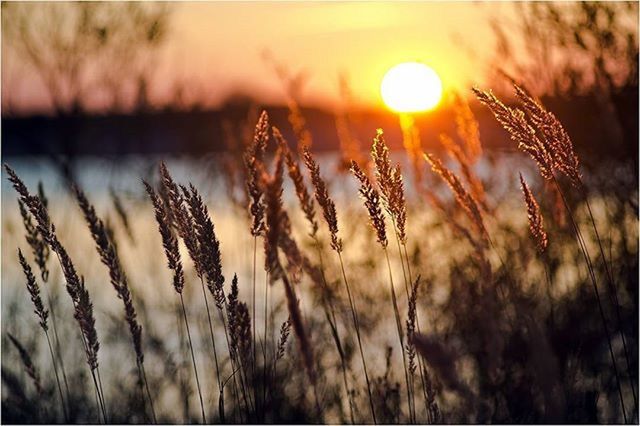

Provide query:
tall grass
left=1, top=83, right=637, bottom=424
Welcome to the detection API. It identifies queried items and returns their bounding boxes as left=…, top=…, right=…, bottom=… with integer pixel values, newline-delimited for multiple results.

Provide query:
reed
left=519, top=174, right=548, bottom=255
left=439, top=134, right=487, bottom=210
left=17, top=249, right=67, bottom=421
left=183, top=183, right=225, bottom=417
left=144, top=179, right=207, bottom=423
left=514, top=84, right=636, bottom=411
left=350, top=160, right=414, bottom=423
left=371, top=130, right=432, bottom=413
left=303, top=147, right=378, bottom=423
left=5, top=164, right=107, bottom=423
left=244, top=111, right=269, bottom=416
left=17, top=195, right=69, bottom=405
left=275, top=126, right=355, bottom=422
left=262, top=150, right=321, bottom=418
left=73, top=185, right=155, bottom=423
left=423, top=153, right=488, bottom=242
left=474, top=87, right=629, bottom=421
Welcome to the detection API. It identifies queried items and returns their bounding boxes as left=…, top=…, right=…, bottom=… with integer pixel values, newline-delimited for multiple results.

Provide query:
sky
left=2, top=2, right=518, bottom=115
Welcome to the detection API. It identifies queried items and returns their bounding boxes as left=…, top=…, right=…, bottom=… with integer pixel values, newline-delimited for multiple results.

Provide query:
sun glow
left=380, top=62, right=443, bottom=113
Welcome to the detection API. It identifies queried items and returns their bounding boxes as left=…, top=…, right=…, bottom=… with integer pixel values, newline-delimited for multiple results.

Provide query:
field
left=1, top=85, right=638, bottom=424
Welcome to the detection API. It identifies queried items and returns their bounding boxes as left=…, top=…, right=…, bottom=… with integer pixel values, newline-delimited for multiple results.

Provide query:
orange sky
left=2, top=2, right=518, bottom=114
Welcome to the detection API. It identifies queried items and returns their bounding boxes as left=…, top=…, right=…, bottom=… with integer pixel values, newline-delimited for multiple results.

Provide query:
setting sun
left=380, top=62, right=443, bottom=113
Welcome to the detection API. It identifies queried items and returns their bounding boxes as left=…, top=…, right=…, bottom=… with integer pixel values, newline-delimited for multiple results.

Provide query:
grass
left=1, top=83, right=638, bottom=424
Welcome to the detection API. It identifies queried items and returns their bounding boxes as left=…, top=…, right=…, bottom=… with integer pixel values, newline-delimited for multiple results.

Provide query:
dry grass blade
left=439, top=134, right=487, bottom=210
left=372, top=128, right=395, bottom=205
left=5, top=165, right=100, bottom=374
left=234, top=302, right=252, bottom=368
left=350, top=160, right=387, bottom=247
left=253, top=110, right=270, bottom=160
left=144, top=180, right=185, bottom=294
left=372, top=129, right=408, bottom=243
left=5, top=165, right=53, bottom=244
left=423, top=153, right=487, bottom=239
left=519, top=174, right=549, bottom=254
left=74, top=186, right=144, bottom=365
left=274, top=126, right=319, bottom=238
left=227, top=274, right=240, bottom=354
left=17, top=252, right=68, bottom=420
left=147, top=176, right=207, bottom=422
left=184, top=184, right=226, bottom=308
left=302, top=146, right=342, bottom=252
left=276, top=317, right=292, bottom=361
left=17, top=250, right=49, bottom=331
left=244, top=116, right=268, bottom=237
left=18, top=200, right=50, bottom=282
left=159, top=162, right=203, bottom=277
left=263, top=153, right=316, bottom=385
left=406, top=276, right=421, bottom=377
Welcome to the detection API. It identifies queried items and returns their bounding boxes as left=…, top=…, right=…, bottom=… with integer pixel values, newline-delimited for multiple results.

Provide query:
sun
left=380, top=62, right=443, bottom=113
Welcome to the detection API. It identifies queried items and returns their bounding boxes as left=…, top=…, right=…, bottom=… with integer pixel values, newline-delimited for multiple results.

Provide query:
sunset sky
left=2, top=2, right=518, bottom=115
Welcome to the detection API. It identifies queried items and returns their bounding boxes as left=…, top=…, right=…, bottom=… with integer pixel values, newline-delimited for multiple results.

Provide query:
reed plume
left=17, top=249, right=69, bottom=421
left=406, top=276, right=421, bottom=377
left=235, top=302, right=252, bottom=369
left=274, top=127, right=319, bottom=238
left=301, top=149, right=377, bottom=421
left=513, top=84, right=581, bottom=186
left=351, top=159, right=414, bottom=421
left=144, top=181, right=185, bottom=294
left=17, top=249, right=48, bottom=330
left=373, top=130, right=432, bottom=414
left=519, top=174, right=548, bottom=254
left=276, top=131, right=355, bottom=421
left=263, top=54, right=313, bottom=149
left=516, top=84, right=635, bottom=411
left=74, top=186, right=156, bottom=422
left=350, top=160, right=387, bottom=247
left=246, top=113, right=270, bottom=399
left=439, top=134, right=487, bottom=210
left=371, top=129, right=408, bottom=243
left=336, top=75, right=366, bottom=169
left=424, top=153, right=487, bottom=239
left=227, top=274, right=240, bottom=356
left=145, top=179, right=206, bottom=423
left=245, top=112, right=268, bottom=237
left=276, top=317, right=291, bottom=361
left=18, top=200, right=50, bottom=282
left=472, top=87, right=554, bottom=180
left=159, top=162, right=203, bottom=277
left=302, top=146, right=342, bottom=252
left=18, top=186, right=69, bottom=416
left=475, top=88, right=630, bottom=420
left=263, top=152, right=316, bottom=386
left=184, top=184, right=225, bottom=307
left=74, top=186, right=143, bottom=363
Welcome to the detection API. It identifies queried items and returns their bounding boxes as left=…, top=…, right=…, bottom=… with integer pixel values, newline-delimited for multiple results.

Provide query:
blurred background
left=2, top=2, right=638, bottom=164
